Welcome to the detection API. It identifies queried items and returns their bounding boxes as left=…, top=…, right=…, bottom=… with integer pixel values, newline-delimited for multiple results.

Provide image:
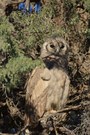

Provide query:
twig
left=17, top=124, right=29, bottom=135
left=56, top=104, right=82, bottom=114
left=6, top=98, right=24, bottom=120
left=59, top=126, right=75, bottom=135
left=55, top=102, right=90, bottom=115
left=0, top=102, right=6, bottom=107
left=39, top=103, right=89, bottom=123
left=52, top=120, right=59, bottom=135
left=0, top=133, right=18, bottom=135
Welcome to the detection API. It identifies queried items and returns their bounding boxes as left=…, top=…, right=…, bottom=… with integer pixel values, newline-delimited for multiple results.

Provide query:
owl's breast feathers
left=26, top=66, right=70, bottom=118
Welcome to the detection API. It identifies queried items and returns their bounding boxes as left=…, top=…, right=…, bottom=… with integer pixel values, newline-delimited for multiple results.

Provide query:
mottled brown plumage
left=25, top=37, right=70, bottom=125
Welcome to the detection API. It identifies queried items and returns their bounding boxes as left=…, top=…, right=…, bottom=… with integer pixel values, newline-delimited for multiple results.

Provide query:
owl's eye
left=50, top=44, right=55, bottom=48
left=60, top=44, right=64, bottom=49
left=46, top=43, right=55, bottom=53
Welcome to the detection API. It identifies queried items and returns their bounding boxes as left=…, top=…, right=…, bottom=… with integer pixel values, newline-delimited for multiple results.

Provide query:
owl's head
left=40, top=37, right=69, bottom=60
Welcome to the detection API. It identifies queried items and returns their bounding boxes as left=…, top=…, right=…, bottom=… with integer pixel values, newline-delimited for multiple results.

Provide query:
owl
left=25, top=37, right=70, bottom=126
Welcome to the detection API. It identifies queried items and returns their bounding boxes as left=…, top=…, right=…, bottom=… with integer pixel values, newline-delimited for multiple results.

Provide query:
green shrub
left=0, top=1, right=65, bottom=92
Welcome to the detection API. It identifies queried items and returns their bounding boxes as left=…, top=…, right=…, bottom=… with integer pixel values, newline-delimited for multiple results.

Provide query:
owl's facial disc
left=41, top=40, right=60, bottom=59
left=40, top=38, right=68, bottom=60
left=55, top=37, right=68, bottom=55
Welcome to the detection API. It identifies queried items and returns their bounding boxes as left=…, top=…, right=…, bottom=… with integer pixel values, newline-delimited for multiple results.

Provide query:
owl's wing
left=26, top=67, right=43, bottom=95
left=60, top=74, right=70, bottom=108
left=26, top=66, right=51, bottom=118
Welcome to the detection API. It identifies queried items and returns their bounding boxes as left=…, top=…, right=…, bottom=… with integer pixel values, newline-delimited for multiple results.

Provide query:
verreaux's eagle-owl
left=25, top=37, right=70, bottom=125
